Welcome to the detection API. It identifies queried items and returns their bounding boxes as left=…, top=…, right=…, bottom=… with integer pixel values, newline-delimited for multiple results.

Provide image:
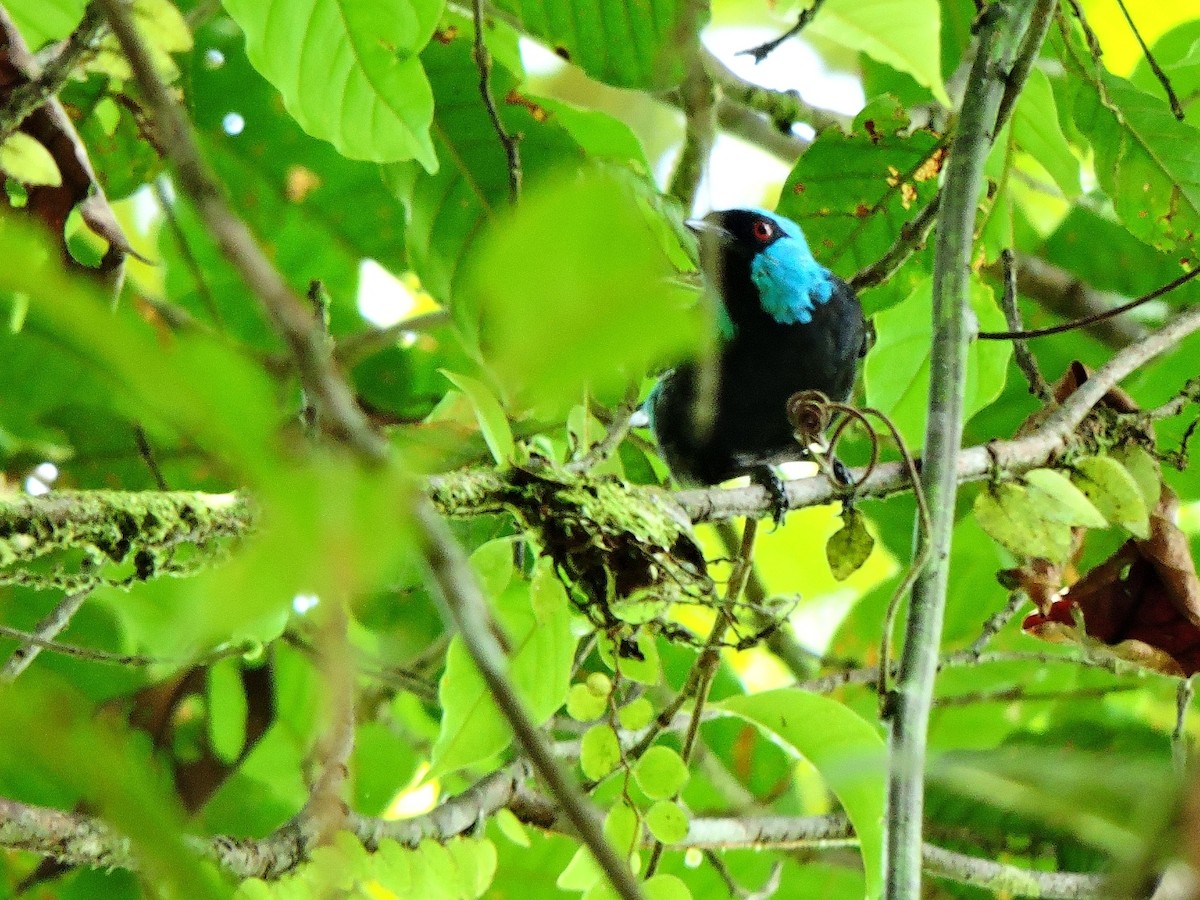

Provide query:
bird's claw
left=751, top=467, right=789, bottom=527
left=830, top=456, right=854, bottom=488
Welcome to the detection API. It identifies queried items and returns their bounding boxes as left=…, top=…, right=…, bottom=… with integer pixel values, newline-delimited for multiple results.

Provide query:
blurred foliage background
left=0, top=0, right=1198, bottom=897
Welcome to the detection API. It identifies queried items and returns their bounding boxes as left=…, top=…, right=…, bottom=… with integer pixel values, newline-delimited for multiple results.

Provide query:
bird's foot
left=830, top=456, right=854, bottom=488
left=751, top=467, right=789, bottom=527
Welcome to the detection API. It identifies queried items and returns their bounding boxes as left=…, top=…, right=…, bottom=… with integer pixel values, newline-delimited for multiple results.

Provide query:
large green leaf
left=1013, top=68, right=1081, bottom=198
left=429, top=562, right=574, bottom=777
left=717, top=689, right=887, bottom=900
left=776, top=98, right=943, bottom=289
left=806, top=0, right=950, bottom=106
left=4, top=0, right=84, bottom=49
left=384, top=24, right=612, bottom=304
left=1074, top=73, right=1200, bottom=253
left=864, top=276, right=1011, bottom=451
left=160, top=13, right=410, bottom=346
left=462, top=167, right=702, bottom=413
left=492, top=0, right=701, bottom=89
left=220, top=0, right=441, bottom=169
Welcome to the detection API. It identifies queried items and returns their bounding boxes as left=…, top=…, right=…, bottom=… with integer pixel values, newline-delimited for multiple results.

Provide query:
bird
left=647, top=207, right=870, bottom=519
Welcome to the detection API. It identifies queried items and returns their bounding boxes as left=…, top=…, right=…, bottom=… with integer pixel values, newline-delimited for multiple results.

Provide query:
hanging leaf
left=826, top=507, right=876, bottom=581
left=1071, top=455, right=1150, bottom=539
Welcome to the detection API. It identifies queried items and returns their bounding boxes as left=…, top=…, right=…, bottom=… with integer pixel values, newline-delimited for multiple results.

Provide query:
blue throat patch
left=746, top=210, right=835, bottom=326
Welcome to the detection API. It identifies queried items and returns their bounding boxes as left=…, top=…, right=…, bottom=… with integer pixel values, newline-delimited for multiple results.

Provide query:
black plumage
left=650, top=208, right=869, bottom=493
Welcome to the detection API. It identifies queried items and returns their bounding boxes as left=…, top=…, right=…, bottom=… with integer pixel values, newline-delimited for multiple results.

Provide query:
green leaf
left=465, top=168, right=702, bottom=413
left=807, top=0, right=950, bottom=106
left=618, top=697, right=653, bottom=731
left=580, top=724, right=622, bottom=780
left=168, top=14, right=411, bottom=341
left=557, top=845, right=601, bottom=891
left=221, top=0, right=440, bottom=169
left=826, top=507, right=876, bottom=581
left=566, top=683, right=609, bottom=722
left=469, top=538, right=515, bottom=599
left=446, top=838, right=498, bottom=899
left=430, top=576, right=573, bottom=776
left=599, top=632, right=662, bottom=686
left=440, top=370, right=515, bottom=465
left=777, top=98, right=943, bottom=281
left=493, top=808, right=531, bottom=847
left=4, top=0, right=85, bottom=48
left=717, top=689, right=887, bottom=900
left=864, top=276, right=1011, bottom=450
left=377, top=841, right=416, bottom=895
left=1074, top=73, right=1200, bottom=251
left=634, top=745, right=689, bottom=800
left=1071, top=455, right=1150, bottom=538
left=1022, top=468, right=1107, bottom=528
left=0, top=675, right=227, bottom=899
left=1112, top=445, right=1162, bottom=511
left=491, top=0, right=703, bottom=88
left=644, top=801, right=689, bottom=844
left=1013, top=68, right=1081, bottom=197
left=644, top=873, right=692, bottom=900
left=604, top=802, right=640, bottom=856
left=973, top=481, right=1073, bottom=562
left=207, top=657, right=249, bottom=764
left=383, top=24, right=589, bottom=303
left=0, top=133, right=62, bottom=186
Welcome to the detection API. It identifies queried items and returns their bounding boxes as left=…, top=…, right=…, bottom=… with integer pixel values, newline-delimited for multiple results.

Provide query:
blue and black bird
left=648, top=207, right=869, bottom=515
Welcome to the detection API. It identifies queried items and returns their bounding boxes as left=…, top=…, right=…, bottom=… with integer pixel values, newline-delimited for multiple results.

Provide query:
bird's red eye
left=751, top=219, right=775, bottom=243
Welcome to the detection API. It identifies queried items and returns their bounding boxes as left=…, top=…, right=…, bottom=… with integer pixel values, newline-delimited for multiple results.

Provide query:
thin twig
left=152, top=177, right=224, bottom=329
left=471, top=0, right=521, bottom=203
left=333, top=309, right=452, bottom=367
left=97, top=0, right=387, bottom=462
left=1114, top=0, right=1184, bottom=120
left=979, top=266, right=1200, bottom=341
left=737, top=0, right=830, bottom=64
left=0, top=589, right=93, bottom=682
left=1174, top=675, right=1195, bottom=774
left=300, top=594, right=355, bottom=847
left=668, top=55, right=716, bottom=210
left=0, top=3, right=107, bottom=142
left=997, top=249, right=1053, bottom=401
left=566, top=393, right=640, bottom=474
left=965, top=590, right=1028, bottom=657
left=415, top=504, right=646, bottom=900
left=645, top=518, right=758, bottom=879
left=133, top=423, right=168, bottom=490
left=849, top=194, right=940, bottom=292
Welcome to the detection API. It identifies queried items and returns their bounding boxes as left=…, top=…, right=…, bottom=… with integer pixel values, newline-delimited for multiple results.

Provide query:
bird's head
left=687, top=207, right=835, bottom=328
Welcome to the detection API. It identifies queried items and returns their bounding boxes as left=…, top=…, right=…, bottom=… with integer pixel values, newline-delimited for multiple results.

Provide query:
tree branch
left=885, top=2, right=1053, bottom=895
left=701, top=49, right=849, bottom=133
left=96, top=0, right=387, bottom=462
left=0, top=3, right=106, bottom=142
left=0, top=762, right=532, bottom=879
left=414, top=504, right=647, bottom=900
left=668, top=54, right=716, bottom=210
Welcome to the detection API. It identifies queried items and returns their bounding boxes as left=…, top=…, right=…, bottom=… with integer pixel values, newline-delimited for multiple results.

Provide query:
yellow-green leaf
left=1071, top=456, right=1150, bottom=538
left=973, top=481, right=1073, bottom=562
left=0, top=134, right=61, bottom=186
left=1023, top=468, right=1107, bottom=528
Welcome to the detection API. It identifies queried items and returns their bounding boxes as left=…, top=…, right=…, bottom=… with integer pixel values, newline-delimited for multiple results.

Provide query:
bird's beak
left=685, top=219, right=732, bottom=242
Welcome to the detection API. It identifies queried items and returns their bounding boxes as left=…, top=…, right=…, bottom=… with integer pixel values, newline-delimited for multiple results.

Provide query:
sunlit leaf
left=221, top=0, right=440, bottom=168
left=717, top=689, right=887, bottom=900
